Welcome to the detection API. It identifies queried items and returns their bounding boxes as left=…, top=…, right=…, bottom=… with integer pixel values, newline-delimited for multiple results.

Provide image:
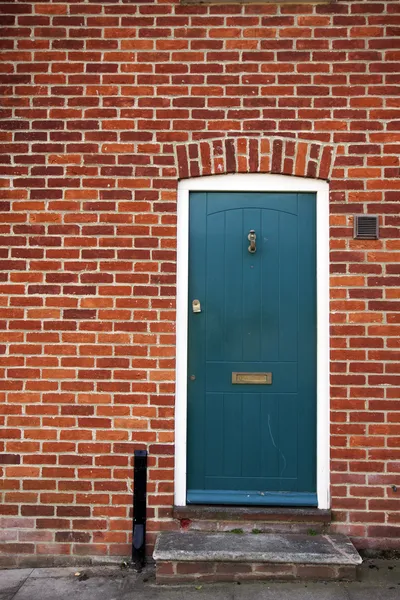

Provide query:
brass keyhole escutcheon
left=248, top=230, right=256, bottom=253
left=192, top=299, right=201, bottom=313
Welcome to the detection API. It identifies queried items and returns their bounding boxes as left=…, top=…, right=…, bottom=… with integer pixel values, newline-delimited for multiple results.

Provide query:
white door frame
left=174, top=173, right=330, bottom=510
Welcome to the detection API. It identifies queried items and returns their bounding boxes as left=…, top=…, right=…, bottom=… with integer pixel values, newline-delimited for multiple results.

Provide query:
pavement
left=1, top=559, right=400, bottom=600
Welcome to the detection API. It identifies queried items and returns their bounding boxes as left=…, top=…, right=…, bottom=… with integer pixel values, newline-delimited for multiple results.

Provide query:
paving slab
left=11, top=574, right=135, bottom=600
left=233, top=582, right=349, bottom=600
left=120, top=583, right=234, bottom=600
left=29, top=566, right=123, bottom=579
left=154, top=532, right=362, bottom=565
left=2, top=559, right=400, bottom=600
left=0, top=569, right=32, bottom=600
left=360, top=559, right=400, bottom=585
left=346, top=587, right=400, bottom=600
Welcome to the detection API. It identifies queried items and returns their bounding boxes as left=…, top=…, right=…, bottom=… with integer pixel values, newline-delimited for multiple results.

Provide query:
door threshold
left=173, top=505, right=331, bottom=524
left=187, top=490, right=318, bottom=507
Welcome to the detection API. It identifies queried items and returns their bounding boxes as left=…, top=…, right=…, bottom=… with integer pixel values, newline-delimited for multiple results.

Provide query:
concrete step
left=173, top=505, right=331, bottom=534
left=153, top=531, right=362, bottom=584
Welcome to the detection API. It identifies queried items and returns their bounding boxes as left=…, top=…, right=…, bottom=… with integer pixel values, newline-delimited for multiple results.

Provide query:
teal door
left=187, top=192, right=317, bottom=506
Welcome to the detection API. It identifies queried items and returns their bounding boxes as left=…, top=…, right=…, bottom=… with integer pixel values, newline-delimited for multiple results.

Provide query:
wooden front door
left=187, top=191, right=317, bottom=506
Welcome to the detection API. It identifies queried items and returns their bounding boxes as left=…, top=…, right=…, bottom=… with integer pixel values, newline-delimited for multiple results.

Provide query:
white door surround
left=174, top=173, right=330, bottom=510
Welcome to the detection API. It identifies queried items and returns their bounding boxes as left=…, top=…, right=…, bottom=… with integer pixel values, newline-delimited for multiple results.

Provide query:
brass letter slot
left=232, top=372, right=272, bottom=385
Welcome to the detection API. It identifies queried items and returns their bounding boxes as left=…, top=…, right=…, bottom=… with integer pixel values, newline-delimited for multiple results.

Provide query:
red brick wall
left=0, top=0, right=400, bottom=565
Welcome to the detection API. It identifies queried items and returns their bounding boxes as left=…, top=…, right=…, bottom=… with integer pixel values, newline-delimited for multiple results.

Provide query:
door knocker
left=248, top=230, right=256, bottom=253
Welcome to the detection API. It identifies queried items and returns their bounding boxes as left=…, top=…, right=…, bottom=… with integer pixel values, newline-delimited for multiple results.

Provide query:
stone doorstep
left=153, top=532, right=362, bottom=584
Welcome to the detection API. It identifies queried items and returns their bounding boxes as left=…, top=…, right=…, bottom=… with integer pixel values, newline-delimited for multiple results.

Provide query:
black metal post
left=132, top=449, right=147, bottom=571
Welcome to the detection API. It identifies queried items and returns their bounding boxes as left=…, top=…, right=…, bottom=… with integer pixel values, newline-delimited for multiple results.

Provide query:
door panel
left=187, top=192, right=317, bottom=506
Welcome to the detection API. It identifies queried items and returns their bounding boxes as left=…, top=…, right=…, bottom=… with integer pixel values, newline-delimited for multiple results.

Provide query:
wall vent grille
left=354, top=215, right=379, bottom=240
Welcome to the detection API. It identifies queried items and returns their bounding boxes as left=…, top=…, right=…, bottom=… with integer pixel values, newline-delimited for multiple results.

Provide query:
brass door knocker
left=248, top=230, right=256, bottom=253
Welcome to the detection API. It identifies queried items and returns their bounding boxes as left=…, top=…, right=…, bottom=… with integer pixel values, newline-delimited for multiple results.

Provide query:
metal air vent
left=353, top=215, right=379, bottom=240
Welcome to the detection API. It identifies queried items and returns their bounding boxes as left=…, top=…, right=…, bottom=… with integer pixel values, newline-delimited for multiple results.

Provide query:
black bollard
left=132, top=449, right=147, bottom=571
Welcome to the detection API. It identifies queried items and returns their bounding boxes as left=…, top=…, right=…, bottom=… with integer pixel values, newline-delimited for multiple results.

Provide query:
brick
left=215, top=562, right=252, bottom=574
left=295, top=565, right=337, bottom=580
left=0, top=454, right=20, bottom=465
left=177, top=562, right=214, bottom=574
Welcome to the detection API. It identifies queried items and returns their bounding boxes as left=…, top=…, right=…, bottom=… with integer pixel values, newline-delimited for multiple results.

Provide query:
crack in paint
left=268, top=414, right=287, bottom=478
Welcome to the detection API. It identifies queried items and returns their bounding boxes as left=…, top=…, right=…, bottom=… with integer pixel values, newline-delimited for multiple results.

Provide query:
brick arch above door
left=175, top=137, right=336, bottom=182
